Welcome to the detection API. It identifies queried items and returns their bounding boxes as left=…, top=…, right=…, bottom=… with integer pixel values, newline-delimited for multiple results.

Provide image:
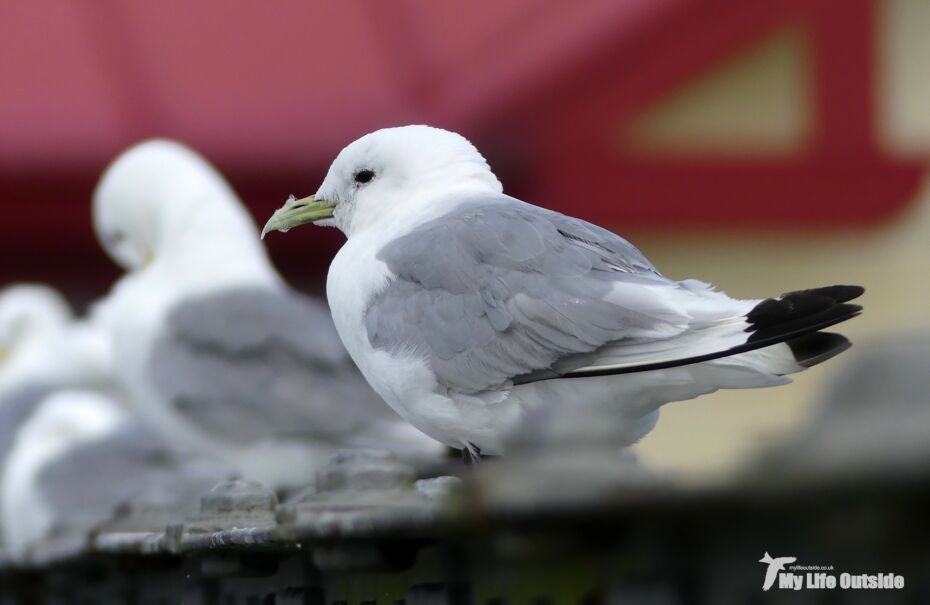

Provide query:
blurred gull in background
left=91, top=140, right=443, bottom=488
left=0, top=284, right=111, bottom=401
left=264, top=125, right=864, bottom=461
left=0, top=390, right=229, bottom=559
left=0, top=285, right=116, bottom=546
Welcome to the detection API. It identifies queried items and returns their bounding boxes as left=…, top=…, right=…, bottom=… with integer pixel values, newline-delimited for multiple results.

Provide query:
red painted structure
left=479, top=0, right=923, bottom=228
left=0, top=0, right=923, bottom=297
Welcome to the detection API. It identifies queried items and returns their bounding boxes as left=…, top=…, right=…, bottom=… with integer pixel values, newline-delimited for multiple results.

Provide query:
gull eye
left=354, top=169, right=375, bottom=184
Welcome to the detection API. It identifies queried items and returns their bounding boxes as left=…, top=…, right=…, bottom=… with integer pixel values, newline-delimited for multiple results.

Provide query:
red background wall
left=1, top=0, right=923, bottom=301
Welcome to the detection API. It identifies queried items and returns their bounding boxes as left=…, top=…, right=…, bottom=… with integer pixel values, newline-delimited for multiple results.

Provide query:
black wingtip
left=746, top=284, right=864, bottom=340
left=805, top=285, right=864, bottom=303
left=785, top=331, right=852, bottom=368
left=747, top=303, right=861, bottom=343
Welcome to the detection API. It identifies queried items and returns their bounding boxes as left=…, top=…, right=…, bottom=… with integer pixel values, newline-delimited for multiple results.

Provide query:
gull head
left=93, top=139, right=250, bottom=271
left=263, top=125, right=503, bottom=238
left=0, top=284, right=71, bottom=365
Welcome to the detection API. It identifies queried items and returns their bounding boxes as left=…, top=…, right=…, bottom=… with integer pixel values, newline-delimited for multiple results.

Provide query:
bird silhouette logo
left=759, top=552, right=797, bottom=591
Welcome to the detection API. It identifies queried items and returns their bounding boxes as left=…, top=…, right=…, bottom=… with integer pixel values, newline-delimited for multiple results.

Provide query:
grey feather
left=37, top=420, right=227, bottom=529
left=150, top=287, right=393, bottom=444
left=368, top=196, right=684, bottom=393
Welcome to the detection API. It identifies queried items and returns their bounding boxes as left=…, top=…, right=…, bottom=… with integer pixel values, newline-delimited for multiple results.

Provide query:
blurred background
left=2, top=0, right=928, bottom=480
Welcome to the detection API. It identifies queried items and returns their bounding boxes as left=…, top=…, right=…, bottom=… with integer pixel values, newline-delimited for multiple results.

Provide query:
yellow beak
left=261, top=194, right=336, bottom=239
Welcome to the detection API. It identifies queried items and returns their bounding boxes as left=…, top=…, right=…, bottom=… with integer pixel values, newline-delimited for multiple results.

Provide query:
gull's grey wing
left=149, top=287, right=387, bottom=444
left=367, top=196, right=690, bottom=394
left=37, top=420, right=228, bottom=530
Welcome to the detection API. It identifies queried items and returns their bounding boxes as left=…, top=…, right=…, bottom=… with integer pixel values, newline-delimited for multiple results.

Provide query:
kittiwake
left=0, top=389, right=230, bottom=559
left=0, top=284, right=114, bottom=505
left=262, top=125, right=864, bottom=460
left=0, top=284, right=111, bottom=400
left=92, top=139, right=443, bottom=487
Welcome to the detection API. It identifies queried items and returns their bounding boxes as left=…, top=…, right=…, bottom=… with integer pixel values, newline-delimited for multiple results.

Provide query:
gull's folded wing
left=366, top=196, right=862, bottom=393
left=150, top=287, right=392, bottom=445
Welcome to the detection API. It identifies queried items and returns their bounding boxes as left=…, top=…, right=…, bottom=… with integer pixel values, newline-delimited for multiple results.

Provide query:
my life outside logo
left=759, top=552, right=904, bottom=592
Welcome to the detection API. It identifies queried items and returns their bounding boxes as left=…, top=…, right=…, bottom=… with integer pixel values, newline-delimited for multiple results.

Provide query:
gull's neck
left=0, top=320, right=64, bottom=395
